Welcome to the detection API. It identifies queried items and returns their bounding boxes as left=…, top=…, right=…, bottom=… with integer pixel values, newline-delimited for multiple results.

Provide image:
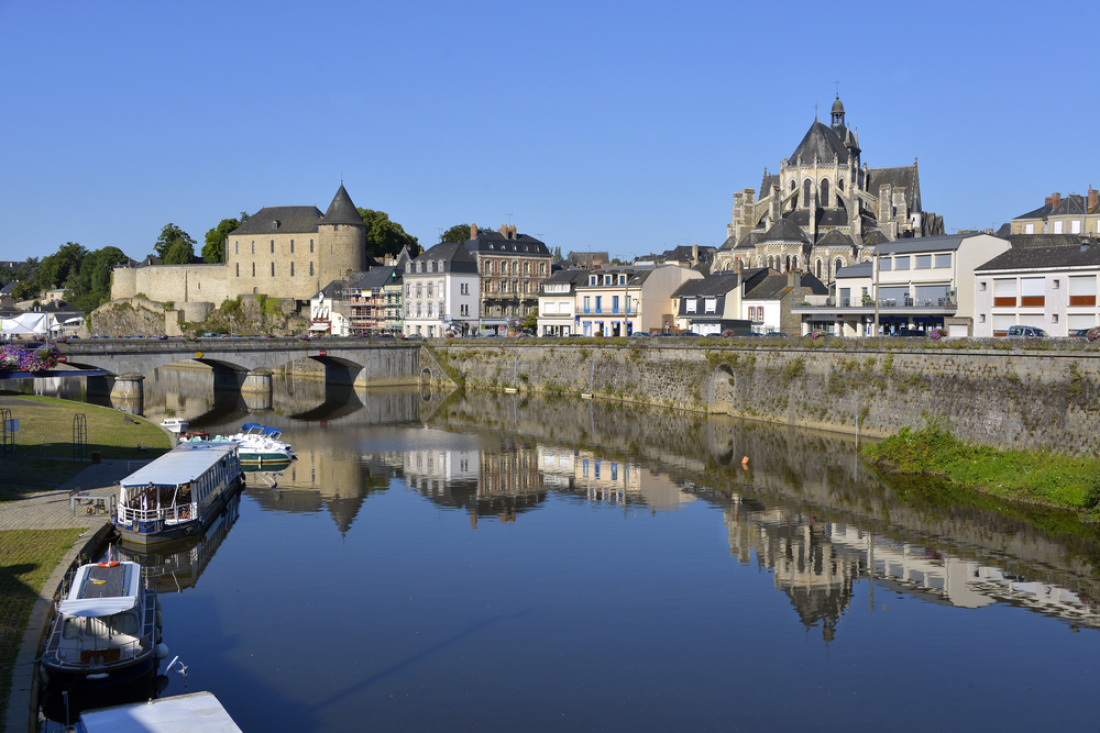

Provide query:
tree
left=66, top=246, right=129, bottom=312
left=440, top=224, right=473, bottom=245
left=522, top=307, right=539, bottom=333
left=36, top=242, right=87, bottom=293
left=203, top=216, right=243, bottom=263
left=153, top=223, right=196, bottom=263
left=357, top=208, right=421, bottom=259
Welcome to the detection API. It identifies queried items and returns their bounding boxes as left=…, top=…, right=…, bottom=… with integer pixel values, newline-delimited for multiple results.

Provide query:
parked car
left=892, top=328, right=924, bottom=337
left=1071, top=328, right=1093, bottom=338
left=1006, top=325, right=1048, bottom=338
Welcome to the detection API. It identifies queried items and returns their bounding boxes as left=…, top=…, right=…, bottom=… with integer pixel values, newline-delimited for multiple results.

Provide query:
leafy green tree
left=36, top=242, right=87, bottom=293
left=357, top=208, right=420, bottom=259
left=153, top=223, right=196, bottom=263
left=522, top=307, right=539, bottom=332
left=440, top=224, right=473, bottom=245
left=550, top=246, right=563, bottom=262
left=203, top=217, right=243, bottom=263
left=66, top=246, right=129, bottom=311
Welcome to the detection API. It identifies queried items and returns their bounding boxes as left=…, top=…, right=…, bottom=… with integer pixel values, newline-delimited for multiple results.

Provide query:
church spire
left=831, top=92, right=845, bottom=131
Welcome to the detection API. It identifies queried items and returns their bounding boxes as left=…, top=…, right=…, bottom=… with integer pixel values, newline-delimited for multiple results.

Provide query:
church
left=713, top=95, right=943, bottom=284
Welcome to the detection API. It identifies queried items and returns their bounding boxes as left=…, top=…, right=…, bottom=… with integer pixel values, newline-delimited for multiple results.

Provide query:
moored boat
left=114, top=442, right=243, bottom=547
left=40, top=559, right=167, bottom=689
left=158, top=418, right=189, bottom=434
left=214, top=423, right=295, bottom=465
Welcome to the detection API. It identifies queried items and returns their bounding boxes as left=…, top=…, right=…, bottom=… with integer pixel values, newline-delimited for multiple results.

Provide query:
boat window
left=110, top=612, right=139, bottom=636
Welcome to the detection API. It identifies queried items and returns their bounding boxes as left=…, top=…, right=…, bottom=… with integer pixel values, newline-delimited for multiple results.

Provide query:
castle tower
left=317, top=184, right=367, bottom=285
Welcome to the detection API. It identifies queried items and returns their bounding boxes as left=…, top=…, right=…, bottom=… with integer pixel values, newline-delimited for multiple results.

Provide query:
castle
left=111, top=185, right=372, bottom=316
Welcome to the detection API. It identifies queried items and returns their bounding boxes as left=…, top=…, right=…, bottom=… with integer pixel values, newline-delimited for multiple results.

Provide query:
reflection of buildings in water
left=536, top=447, right=698, bottom=510
left=404, top=446, right=546, bottom=525
left=723, top=498, right=1100, bottom=639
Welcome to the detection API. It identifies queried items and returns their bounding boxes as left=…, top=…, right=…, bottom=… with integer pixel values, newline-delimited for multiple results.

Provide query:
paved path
left=0, top=458, right=150, bottom=530
left=2, top=458, right=153, bottom=733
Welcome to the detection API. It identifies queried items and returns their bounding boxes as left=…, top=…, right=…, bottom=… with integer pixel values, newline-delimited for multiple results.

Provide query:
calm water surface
left=35, top=373, right=1100, bottom=731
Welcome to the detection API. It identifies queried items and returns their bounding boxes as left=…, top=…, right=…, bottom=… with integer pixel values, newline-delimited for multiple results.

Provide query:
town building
left=714, top=94, right=943, bottom=284
left=575, top=264, right=702, bottom=337
left=537, top=269, right=590, bottom=337
left=742, top=270, right=828, bottom=335
left=974, top=241, right=1100, bottom=337
left=1009, top=189, right=1100, bottom=237
left=793, top=233, right=1010, bottom=337
left=349, top=266, right=404, bottom=335
left=403, top=243, right=480, bottom=338
left=464, top=225, right=552, bottom=334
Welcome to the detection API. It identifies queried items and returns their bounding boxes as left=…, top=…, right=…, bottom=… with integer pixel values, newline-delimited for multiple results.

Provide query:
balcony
left=792, top=296, right=956, bottom=314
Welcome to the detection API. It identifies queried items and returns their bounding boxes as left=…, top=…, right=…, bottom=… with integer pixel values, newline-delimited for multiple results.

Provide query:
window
left=251, top=241, right=255, bottom=254
left=993, top=278, right=1015, bottom=306
left=271, top=240, right=274, bottom=253
left=310, top=262, right=314, bottom=276
left=879, top=258, right=892, bottom=271
left=704, top=298, right=716, bottom=313
left=290, top=240, right=294, bottom=253
left=583, top=296, right=590, bottom=313
left=915, top=254, right=932, bottom=269
left=820, top=178, right=830, bottom=207
left=595, top=296, right=602, bottom=313
left=427, top=283, right=433, bottom=299
left=310, top=239, right=314, bottom=253
left=291, top=262, right=295, bottom=276
left=895, top=256, right=910, bottom=270
left=1025, top=223, right=1035, bottom=234
left=235, top=263, right=239, bottom=277
left=1021, top=277, right=1044, bottom=306
left=980, top=281, right=987, bottom=291
left=619, top=274, right=626, bottom=285
left=590, top=276, right=597, bottom=286
left=1069, top=276, right=1097, bottom=306
left=612, top=295, right=619, bottom=313
left=934, top=253, right=951, bottom=268
left=1072, top=220, right=1082, bottom=234
left=252, top=263, right=256, bottom=276
left=1053, top=279, right=1060, bottom=289
left=271, top=263, right=275, bottom=276
left=235, top=242, right=239, bottom=255
left=1054, top=221, right=1064, bottom=234
left=803, top=179, right=811, bottom=207
left=686, top=298, right=697, bottom=313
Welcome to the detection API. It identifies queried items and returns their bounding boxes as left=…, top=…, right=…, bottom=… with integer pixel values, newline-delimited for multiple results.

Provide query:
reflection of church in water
left=724, top=496, right=1100, bottom=639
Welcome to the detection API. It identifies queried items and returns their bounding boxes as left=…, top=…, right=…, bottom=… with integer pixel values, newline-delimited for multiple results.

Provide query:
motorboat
left=215, top=423, right=295, bottom=465
left=40, top=558, right=167, bottom=688
left=114, top=442, right=244, bottom=546
left=158, top=418, right=189, bottom=434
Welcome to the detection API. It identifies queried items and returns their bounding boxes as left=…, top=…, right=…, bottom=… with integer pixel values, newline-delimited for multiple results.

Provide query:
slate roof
left=975, top=243, right=1100, bottom=272
left=465, top=229, right=549, bottom=256
left=540, top=269, right=591, bottom=294
left=410, top=242, right=478, bottom=274
left=790, top=121, right=852, bottom=166
left=835, top=262, right=873, bottom=279
left=760, top=218, right=812, bottom=244
left=353, top=266, right=401, bottom=292
left=745, top=272, right=828, bottom=299
left=574, top=266, right=653, bottom=289
left=231, top=185, right=362, bottom=236
left=865, top=165, right=918, bottom=209
left=1005, top=234, right=1092, bottom=248
left=671, top=271, right=745, bottom=298
left=815, top=229, right=856, bottom=247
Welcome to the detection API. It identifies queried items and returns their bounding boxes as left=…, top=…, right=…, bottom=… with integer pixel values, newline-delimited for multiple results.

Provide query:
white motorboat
left=158, top=418, right=189, bottom=434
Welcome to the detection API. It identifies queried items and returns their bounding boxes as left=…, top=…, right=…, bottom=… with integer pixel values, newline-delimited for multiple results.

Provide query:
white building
left=794, top=233, right=1010, bottom=337
left=537, top=269, right=589, bottom=337
left=403, top=243, right=480, bottom=338
left=974, top=241, right=1100, bottom=337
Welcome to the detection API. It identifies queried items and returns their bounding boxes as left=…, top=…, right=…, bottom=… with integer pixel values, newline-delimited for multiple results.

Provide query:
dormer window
left=273, top=221, right=280, bottom=230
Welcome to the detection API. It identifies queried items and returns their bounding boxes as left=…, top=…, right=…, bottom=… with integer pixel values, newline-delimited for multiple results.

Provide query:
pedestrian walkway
left=0, top=459, right=149, bottom=530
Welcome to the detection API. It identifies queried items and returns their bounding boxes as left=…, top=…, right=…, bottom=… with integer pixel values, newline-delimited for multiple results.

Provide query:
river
left=33, top=368, right=1100, bottom=732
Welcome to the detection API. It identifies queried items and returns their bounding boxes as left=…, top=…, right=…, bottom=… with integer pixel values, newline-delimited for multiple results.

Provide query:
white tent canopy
left=1, top=312, right=52, bottom=338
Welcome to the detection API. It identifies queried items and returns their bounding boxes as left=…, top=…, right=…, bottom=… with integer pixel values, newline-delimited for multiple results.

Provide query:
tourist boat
left=114, top=442, right=243, bottom=547
left=158, top=418, right=189, bottom=434
left=40, top=558, right=167, bottom=688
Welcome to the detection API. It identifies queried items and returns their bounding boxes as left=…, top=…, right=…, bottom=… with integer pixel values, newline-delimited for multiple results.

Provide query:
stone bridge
left=58, top=337, right=443, bottom=410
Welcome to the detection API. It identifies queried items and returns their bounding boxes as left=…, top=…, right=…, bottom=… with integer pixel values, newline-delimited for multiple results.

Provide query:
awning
left=309, top=322, right=330, bottom=332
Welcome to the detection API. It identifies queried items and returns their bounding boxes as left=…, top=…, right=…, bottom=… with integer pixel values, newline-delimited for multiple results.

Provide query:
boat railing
left=43, top=629, right=152, bottom=668
left=118, top=502, right=197, bottom=525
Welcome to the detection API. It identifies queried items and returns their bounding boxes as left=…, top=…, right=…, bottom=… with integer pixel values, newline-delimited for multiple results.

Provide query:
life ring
left=97, top=561, right=120, bottom=568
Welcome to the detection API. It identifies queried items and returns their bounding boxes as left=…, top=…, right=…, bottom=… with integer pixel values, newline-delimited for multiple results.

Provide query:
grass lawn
left=0, top=393, right=172, bottom=461
left=0, top=528, right=84, bottom=728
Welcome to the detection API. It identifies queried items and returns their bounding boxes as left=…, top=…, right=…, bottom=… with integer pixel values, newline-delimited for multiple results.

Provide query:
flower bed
left=0, top=343, right=60, bottom=373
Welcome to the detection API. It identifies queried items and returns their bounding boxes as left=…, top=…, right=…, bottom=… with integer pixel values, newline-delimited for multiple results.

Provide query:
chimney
left=510, top=225, right=517, bottom=239
left=1052, top=192, right=1061, bottom=209
left=1045, top=196, right=1052, bottom=208
left=498, top=225, right=508, bottom=237
left=470, top=224, right=478, bottom=239
left=692, top=243, right=698, bottom=265
left=1089, top=186, right=1098, bottom=212
left=788, top=269, right=798, bottom=288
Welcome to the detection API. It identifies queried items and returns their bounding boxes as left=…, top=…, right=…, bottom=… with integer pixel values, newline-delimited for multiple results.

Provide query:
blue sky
left=1, top=0, right=1097, bottom=264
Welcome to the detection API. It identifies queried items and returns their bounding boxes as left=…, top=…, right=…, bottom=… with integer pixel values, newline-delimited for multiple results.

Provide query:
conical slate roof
left=322, top=184, right=363, bottom=226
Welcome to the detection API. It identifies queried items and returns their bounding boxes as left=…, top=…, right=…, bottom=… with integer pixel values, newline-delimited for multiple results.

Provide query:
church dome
left=831, top=96, right=845, bottom=116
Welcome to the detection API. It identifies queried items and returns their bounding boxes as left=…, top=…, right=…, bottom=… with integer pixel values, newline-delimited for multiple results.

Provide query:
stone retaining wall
left=433, top=342, right=1100, bottom=456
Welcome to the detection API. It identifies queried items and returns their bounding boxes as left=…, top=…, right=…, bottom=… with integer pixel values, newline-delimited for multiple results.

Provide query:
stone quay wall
left=432, top=342, right=1100, bottom=456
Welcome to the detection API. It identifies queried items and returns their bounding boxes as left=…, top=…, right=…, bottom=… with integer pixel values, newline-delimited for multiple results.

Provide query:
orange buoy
left=741, top=456, right=749, bottom=465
